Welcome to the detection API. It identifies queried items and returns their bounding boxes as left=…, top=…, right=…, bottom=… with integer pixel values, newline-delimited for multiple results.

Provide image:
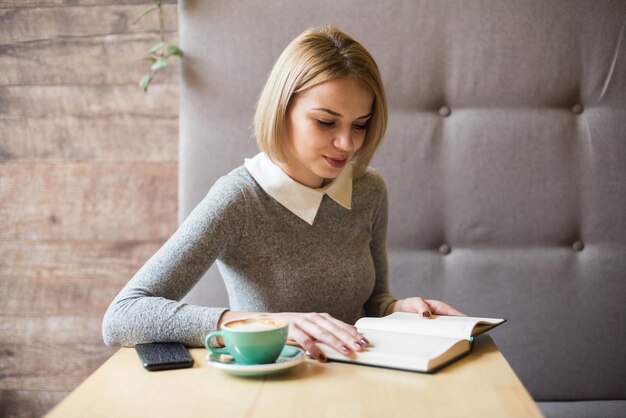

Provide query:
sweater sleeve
left=363, top=173, right=397, bottom=317
left=102, top=175, right=247, bottom=347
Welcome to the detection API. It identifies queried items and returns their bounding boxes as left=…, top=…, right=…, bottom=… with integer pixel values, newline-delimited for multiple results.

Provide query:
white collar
left=244, top=152, right=353, bottom=225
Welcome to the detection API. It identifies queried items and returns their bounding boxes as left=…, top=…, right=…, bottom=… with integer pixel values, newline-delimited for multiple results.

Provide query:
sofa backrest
left=178, top=0, right=626, bottom=401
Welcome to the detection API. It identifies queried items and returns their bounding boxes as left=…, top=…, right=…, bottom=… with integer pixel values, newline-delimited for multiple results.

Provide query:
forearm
left=102, top=295, right=228, bottom=347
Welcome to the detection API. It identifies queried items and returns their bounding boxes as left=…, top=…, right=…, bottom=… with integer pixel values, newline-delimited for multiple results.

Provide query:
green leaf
left=139, top=73, right=153, bottom=92
left=148, top=41, right=165, bottom=54
left=150, top=58, right=168, bottom=71
left=141, top=56, right=158, bottom=63
left=132, top=6, right=157, bottom=25
left=166, top=44, right=183, bottom=57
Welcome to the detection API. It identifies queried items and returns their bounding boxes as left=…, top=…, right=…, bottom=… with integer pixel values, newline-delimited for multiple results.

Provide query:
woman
left=102, top=26, right=462, bottom=362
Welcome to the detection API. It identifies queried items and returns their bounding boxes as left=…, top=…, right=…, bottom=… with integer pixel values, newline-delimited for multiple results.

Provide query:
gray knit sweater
left=102, top=166, right=396, bottom=347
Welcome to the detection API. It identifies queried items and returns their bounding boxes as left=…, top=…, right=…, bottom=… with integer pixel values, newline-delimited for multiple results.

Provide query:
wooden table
left=45, top=336, right=542, bottom=418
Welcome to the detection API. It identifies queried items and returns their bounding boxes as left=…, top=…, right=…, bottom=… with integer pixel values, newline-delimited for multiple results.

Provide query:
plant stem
left=155, top=0, right=165, bottom=44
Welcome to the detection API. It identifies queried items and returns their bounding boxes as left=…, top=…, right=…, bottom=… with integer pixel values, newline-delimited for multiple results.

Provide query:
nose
left=333, top=130, right=354, bottom=152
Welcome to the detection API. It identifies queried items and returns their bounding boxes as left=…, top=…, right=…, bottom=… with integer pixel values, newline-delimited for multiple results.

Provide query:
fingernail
left=319, top=354, right=327, bottom=362
left=360, top=338, right=369, bottom=346
left=340, top=346, right=350, bottom=354
left=422, top=312, right=431, bottom=318
left=354, top=342, right=363, bottom=349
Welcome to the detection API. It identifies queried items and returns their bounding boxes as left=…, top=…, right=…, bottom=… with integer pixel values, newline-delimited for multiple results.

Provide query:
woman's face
left=279, top=76, right=374, bottom=188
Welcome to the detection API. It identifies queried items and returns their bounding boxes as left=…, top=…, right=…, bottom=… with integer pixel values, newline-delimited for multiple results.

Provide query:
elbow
left=101, top=301, right=125, bottom=347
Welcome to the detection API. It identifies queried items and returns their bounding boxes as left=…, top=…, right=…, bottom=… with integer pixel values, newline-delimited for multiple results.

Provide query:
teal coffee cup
left=205, top=317, right=289, bottom=365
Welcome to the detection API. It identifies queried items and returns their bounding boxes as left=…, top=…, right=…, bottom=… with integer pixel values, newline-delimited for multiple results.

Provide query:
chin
left=316, top=169, right=340, bottom=180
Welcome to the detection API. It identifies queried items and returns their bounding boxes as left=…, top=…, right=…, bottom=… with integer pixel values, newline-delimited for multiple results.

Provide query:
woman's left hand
left=388, top=297, right=465, bottom=318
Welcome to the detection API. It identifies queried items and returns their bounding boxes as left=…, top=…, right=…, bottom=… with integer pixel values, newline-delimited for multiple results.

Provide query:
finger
left=315, top=313, right=370, bottom=349
left=289, top=322, right=327, bottom=362
left=426, top=299, right=465, bottom=316
left=409, top=297, right=433, bottom=318
left=295, top=314, right=364, bottom=355
left=297, top=314, right=358, bottom=354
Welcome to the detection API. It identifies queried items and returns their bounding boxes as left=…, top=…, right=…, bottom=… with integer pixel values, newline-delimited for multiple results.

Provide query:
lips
left=324, top=156, right=348, bottom=169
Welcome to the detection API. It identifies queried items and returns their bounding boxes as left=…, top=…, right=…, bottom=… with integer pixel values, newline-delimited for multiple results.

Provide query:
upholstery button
left=572, top=240, right=585, bottom=252
left=572, top=104, right=584, bottom=114
left=438, top=106, right=451, bottom=117
left=438, top=244, right=451, bottom=255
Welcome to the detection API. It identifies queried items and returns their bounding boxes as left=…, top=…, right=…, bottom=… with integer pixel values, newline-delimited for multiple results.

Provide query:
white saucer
left=206, top=346, right=306, bottom=376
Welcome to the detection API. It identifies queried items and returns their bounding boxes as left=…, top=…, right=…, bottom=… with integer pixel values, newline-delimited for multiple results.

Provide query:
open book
left=318, top=313, right=505, bottom=373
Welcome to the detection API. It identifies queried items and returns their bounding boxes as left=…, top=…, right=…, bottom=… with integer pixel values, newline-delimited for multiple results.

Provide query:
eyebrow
left=312, top=108, right=372, bottom=120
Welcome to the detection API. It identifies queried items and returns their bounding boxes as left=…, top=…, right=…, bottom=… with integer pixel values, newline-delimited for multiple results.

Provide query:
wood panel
left=0, top=115, right=177, bottom=162
left=0, top=3, right=178, bottom=86
left=1, top=33, right=179, bottom=85
left=0, top=239, right=174, bottom=407
left=0, top=1, right=178, bottom=8
left=0, top=4, right=181, bottom=164
left=0, top=83, right=179, bottom=162
left=0, top=84, right=178, bottom=119
left=0, top=4, right=177, bottom=44
left=1, top=1, right=181, bottom=416
left=1, top=240, right=167, bottom=317
left=0, top=390, right=67, bottom=418
left=0, top=316, right=116, bottom=390
left=0, top=162, right=177, bottom=240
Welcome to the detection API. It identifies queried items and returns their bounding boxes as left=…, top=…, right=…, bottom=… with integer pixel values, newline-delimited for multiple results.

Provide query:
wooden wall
left=0, top=1, right=179, bottom=416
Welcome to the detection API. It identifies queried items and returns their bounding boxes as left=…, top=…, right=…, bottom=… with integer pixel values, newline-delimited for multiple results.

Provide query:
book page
left=355, top=312, right=505, bottom=340
left=319, top=330, right=470, bottom=372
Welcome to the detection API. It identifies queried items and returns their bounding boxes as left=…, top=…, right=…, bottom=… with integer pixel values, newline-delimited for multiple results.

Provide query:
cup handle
left=205, top=332, right=229, bottom=355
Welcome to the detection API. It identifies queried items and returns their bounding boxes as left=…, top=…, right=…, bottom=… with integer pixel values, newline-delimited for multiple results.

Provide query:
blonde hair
left=253, top=26, right=387, bottom=177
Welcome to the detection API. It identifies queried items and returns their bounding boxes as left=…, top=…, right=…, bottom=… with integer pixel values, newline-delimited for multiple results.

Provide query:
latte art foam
left=225, top=318, right=287, bottom=332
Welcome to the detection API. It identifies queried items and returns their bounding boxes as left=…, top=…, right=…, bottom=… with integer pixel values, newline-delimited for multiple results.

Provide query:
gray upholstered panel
left=179, top=0, right=626, bottom=406
left=538, top=401, right=626, bottom=418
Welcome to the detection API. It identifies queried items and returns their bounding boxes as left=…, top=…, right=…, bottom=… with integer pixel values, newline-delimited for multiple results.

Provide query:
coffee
left=205, top=316, right=289, bottom=365
left=226, top=318, right=286, bottom=332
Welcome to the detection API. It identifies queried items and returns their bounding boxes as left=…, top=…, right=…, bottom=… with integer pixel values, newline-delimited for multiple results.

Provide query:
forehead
left=294, top=77, right=374, bottom=115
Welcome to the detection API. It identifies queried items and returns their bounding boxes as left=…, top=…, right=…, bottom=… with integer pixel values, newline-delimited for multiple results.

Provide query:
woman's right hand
left=217, top=310, right=369, bottom=362
left=270, top=312, right=370, bottom=362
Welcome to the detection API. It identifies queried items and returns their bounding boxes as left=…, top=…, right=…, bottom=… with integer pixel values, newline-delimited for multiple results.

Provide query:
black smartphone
left=135, top=342, right=194, bottom=371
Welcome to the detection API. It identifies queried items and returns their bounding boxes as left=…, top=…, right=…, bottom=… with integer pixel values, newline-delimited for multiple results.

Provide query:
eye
left=316, top=119, right=335, bottom=128
left=352, top=123, right=368, bottom=131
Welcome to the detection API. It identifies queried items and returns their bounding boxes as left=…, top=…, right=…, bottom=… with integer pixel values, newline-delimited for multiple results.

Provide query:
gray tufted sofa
left=178, top=1, right=626, bottom=417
